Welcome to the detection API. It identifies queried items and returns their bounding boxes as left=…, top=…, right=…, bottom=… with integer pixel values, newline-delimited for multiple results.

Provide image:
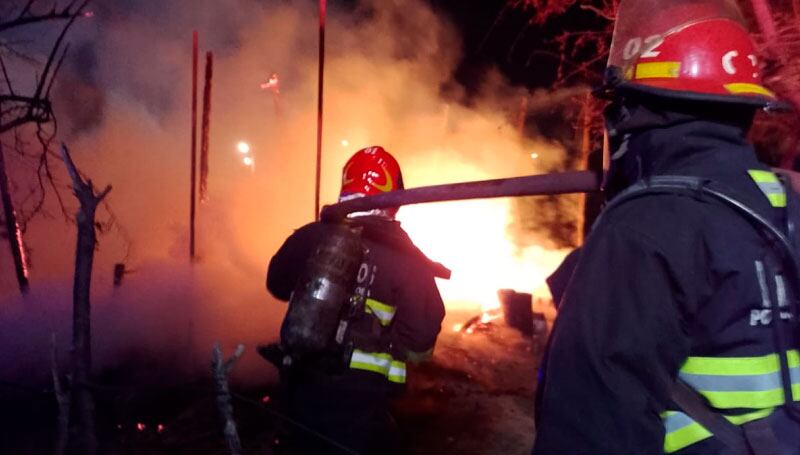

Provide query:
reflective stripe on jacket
left=663, top=350, right=800, bottom=452
left=349, top=349, right=407, bottom=384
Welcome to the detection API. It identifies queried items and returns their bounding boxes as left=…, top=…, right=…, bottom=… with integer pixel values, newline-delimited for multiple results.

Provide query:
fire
left=398, top=198, right=568, bottom=313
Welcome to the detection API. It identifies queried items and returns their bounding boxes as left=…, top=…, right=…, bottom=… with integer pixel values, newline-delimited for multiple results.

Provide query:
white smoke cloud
left=0, top=0, right=574, bottom=383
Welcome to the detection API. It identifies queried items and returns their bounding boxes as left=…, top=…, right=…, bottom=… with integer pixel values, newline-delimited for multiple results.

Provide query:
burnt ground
left=0, top=316, right=547, bottom=455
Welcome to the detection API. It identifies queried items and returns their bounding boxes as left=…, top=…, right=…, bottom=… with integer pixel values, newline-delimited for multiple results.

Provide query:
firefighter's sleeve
left=532, top=224, right=692, bottom=455
left=266, top=223, right=321, bottom=302
left=393, top=269, right=445, bottom=362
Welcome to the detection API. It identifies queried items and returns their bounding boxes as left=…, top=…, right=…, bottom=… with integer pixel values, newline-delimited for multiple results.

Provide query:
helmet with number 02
left=601, top=0, right=780, bottom=108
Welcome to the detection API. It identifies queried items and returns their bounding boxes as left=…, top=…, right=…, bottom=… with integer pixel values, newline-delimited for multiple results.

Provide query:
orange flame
left=398, top=198, right=567, bottom=313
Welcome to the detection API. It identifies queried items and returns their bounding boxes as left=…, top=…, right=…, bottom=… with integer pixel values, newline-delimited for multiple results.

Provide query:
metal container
left=281, top=223, right=364, bottom=354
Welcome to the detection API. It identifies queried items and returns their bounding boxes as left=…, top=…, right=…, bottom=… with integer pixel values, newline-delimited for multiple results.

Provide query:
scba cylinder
left=281, top=223, right=364, bottom=354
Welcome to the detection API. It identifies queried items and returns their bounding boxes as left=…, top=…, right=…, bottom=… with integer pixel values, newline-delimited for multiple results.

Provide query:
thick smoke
left=0, top=0, right=573, bottom=383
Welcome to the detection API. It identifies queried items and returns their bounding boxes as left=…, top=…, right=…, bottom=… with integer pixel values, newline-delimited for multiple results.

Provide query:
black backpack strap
left=670, top=380, right=751, bottom=454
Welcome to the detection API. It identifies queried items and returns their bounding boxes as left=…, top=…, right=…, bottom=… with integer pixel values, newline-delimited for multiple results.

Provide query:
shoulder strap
left=670, top=380, right=751, bottom=454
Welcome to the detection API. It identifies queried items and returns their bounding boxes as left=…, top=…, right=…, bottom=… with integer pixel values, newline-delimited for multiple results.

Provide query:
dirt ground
left=0, top=309, right=549, bottom=455
left=397, top=315, right=546, bottom=455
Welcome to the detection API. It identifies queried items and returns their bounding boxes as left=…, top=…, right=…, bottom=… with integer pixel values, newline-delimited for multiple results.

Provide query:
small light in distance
left=341, top=139, right=349, bottom=147
left=452, top=323, right=463, bottom=332
left=136, top=422, right=146, bottom=432
left=237, top=141, right=251, bottom=154
left=243, top=156, right=254, bottom=166
left=530, top=152, right=539, bottom=160
left=157, top=424, right=165, bottom=433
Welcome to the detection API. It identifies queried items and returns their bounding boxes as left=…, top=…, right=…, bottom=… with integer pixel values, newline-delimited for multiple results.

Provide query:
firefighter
left=533, top=1, right=800, bottom=454
left=266, top=146, right=446, bottom=455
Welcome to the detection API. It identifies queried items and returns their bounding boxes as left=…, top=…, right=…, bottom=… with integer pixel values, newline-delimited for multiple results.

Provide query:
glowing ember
left=157, top=424, right=165, bottom=433
left=14, top=219, right=29, bottom=279
left=480, top=309, right=502, bottom=324
left=262, top=395, right=271, bottom=404
left=399, top=198, right=567, bottom=313
left=136, top=422, right=146, bottom=432
left=260, top=73, right=280, bottom=92
left=237, top=141, right=251, bottom=154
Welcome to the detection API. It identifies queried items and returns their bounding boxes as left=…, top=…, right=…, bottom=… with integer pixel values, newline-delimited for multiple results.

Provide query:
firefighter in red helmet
left=533, top=1, right=800, bottom=454
left=266, top=146, right=445, bottom=454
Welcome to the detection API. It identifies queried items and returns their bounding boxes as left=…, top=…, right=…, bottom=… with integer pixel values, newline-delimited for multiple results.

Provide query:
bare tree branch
left=0, top=0, right=88, bottom=33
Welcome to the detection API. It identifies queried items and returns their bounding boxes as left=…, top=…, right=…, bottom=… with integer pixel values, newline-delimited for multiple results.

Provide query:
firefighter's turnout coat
left=267, top=216, right=445, bottom=453
left=533, top=116, right=800, bottom=454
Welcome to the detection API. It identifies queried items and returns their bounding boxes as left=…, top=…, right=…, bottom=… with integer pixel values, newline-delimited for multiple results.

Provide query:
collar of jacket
left=606, top=106, right=762, bottom=199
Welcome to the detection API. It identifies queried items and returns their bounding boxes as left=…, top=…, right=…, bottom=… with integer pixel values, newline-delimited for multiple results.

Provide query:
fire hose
left=320, top=170, right=602, bottom=222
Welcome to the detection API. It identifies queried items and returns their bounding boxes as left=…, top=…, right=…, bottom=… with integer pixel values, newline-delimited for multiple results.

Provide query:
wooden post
left=576, top=94, right=596, bottom=242
left=200, top=52, right=213, bottom=203
left=314, top=0, right=326, bottom=220
left=0, top=140, right=29, bottom=293
left=61, top=144, right=111, bottom=455
left=190, top=31, right=198, bottom=259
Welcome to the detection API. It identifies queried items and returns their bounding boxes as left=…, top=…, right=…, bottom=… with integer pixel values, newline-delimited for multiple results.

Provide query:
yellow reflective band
left=663, top=408, right=774, bottom=453
left=681, top=352, right=787, bottom=376
left=349, top=349, right=407, bottom=384
left=748, top=170, right=780, bottom=183
left=768, top=193, right=788, bottom=208
left=364, top=298, right=396, bottom=326
left=724, top=83, right=776, bottom=98
left=747, top=170, right=787, bottom=208
left=701, top=389, right=784, bottom=409
left=664, top=421, right=711, bottom=453
left=790, top=351, right=800, bottom=368
left=634, top=62, right=681, bottom=79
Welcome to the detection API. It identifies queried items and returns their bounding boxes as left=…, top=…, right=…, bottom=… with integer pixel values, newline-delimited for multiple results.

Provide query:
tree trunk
left=61, top=144, right=111, bottom=455
left=212, top=343, right=245, bottom=455
left=71, top=183, right=98, bottom=455
left=0, top=141, right=30, bottom=293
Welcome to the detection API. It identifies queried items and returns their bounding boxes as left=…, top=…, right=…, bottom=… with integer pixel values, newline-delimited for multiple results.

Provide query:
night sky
left=330, top=0, right=610, bottom=95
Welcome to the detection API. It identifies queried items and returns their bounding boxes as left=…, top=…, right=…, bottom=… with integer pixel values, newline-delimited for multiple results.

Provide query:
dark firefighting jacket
left=267, top=216, right=445, bottom=385
left=532, top=117, right=800, bottom=454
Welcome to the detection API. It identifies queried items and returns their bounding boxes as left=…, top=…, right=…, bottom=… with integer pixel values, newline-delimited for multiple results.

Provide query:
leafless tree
left=60, top=142, right=110, bottom=455
left=0, top=0, right=90, bottom=292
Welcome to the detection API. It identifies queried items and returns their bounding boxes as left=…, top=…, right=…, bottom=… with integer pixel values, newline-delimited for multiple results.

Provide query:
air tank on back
left=280, top=222, right=364, bottom=354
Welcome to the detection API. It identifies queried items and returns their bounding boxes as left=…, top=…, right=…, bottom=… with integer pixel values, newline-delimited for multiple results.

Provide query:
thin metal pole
left=200, top=52, right=213, bottom=203
left=190, top=31, right=198, bottom=260
left=314, top=0, right=326, bottom=220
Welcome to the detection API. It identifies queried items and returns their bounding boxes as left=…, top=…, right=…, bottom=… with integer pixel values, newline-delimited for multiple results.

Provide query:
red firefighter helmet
left=340, top=146, right=404, bottom=199
left=602, top=0, right=781, bottom=108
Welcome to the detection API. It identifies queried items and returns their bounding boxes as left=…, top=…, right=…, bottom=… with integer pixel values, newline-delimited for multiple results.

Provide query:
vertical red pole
left=314, top=0, right=326, bottom=220
left=200, top=52, right=213, bottom=203
left=190, top=31, right=198, bottom=260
